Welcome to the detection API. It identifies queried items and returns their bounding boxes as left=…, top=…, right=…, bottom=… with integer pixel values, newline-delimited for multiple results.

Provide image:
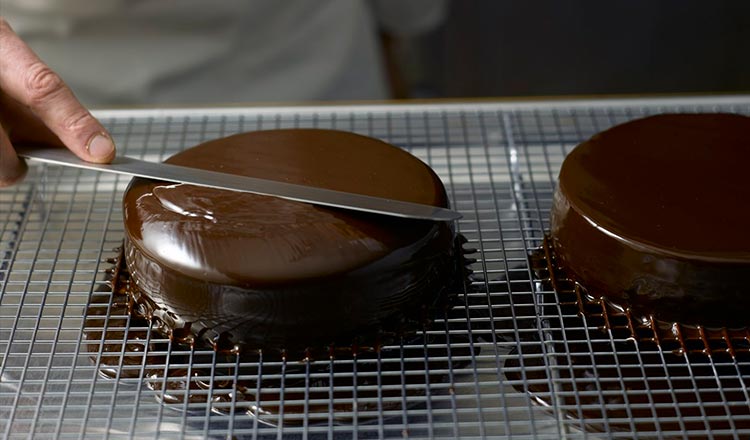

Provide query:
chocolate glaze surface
left=122, top=129, right=458, bottom=353
left=550, top=113, right=750, bottom=327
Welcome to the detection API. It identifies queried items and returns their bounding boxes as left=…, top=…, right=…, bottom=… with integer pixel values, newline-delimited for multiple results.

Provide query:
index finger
left=0, top=17, right=115, bottom=163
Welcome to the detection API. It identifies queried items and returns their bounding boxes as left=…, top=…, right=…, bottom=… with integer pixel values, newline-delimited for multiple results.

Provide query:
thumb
left=0, top=123, right=28, bottom=187
left=0, top=18, right=115, bottom=163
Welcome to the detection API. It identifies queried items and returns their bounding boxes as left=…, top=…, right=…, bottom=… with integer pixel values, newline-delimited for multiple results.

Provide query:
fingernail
left=87, top=133, right=115, bottom=160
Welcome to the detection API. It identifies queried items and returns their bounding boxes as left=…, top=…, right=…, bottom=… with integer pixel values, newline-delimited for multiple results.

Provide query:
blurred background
left=388, top=0, right=750, bottom=99
left=4, top=0, right=749, bottom=105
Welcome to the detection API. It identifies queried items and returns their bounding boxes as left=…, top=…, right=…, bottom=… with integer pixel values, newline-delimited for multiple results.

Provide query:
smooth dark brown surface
left=122, top=129, right=458, bottom=353
left=550, top=113, right=750, bottom=327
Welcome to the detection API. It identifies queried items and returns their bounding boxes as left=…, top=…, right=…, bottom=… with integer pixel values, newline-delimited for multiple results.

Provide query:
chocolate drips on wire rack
left=502, top=236, right=750, bottom=437
left=533, top=235, right=750, bottom=357
left=84, top=242, right=476, bottom=426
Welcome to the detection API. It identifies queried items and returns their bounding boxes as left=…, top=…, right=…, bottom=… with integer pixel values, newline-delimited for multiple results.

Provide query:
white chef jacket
left=1, top=0, right=445, bottom=106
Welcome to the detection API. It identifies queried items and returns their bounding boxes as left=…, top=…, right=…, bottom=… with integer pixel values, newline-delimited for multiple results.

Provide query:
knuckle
left=24, top=62, right=65, bottom=105
left=61, top=109, right=93, bottom=133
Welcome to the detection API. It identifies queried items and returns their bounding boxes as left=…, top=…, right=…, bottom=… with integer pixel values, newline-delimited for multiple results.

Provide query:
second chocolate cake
left=122, top=129, right=459, bottom=355
left=550, top=113, right=750, bottom=328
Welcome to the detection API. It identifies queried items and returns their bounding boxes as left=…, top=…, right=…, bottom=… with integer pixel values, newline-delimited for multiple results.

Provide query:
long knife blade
left=16, top=146, right=462, bottom=222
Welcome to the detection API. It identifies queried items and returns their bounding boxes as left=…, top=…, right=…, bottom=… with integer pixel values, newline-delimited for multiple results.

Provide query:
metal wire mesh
left=1, top=96, right=749, bottom=439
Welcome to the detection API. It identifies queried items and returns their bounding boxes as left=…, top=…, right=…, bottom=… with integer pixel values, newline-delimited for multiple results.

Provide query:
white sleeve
left=368, top=0, right=448, bottom=37
left=2, top=0, right=124, bottom=35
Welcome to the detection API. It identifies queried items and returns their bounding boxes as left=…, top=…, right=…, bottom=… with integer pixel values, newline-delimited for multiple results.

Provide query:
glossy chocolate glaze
left=122, top=129, right=458, bottom=353
left=550, top=114, right=750, bottom=327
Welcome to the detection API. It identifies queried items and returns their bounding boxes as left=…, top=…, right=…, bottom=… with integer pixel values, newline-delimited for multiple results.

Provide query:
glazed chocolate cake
left=122, top=129, right=458, bottom=354
left=550, top=113, right=750, bottom=328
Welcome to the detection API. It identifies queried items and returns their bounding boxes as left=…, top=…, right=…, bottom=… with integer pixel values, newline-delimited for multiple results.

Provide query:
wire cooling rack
left=1, top=96, right=749, bottom=439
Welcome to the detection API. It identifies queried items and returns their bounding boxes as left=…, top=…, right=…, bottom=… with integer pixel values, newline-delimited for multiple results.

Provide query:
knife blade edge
left=16, top=146, right=462, bottom=222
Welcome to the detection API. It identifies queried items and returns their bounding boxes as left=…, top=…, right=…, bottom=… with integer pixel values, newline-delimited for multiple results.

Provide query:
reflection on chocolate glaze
left=121, top=129, right=460, bottom=354
left=550, top=113, right=750, bottom=327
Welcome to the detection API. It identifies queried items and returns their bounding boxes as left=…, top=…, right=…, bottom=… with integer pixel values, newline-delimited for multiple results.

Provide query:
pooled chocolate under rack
left=84, top=248, right=476, bottom=426
left=503, top=237, right=750, bottom=438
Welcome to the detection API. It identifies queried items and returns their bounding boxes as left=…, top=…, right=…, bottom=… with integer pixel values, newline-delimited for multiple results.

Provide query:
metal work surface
left=1, top=96, right=749, bottom=439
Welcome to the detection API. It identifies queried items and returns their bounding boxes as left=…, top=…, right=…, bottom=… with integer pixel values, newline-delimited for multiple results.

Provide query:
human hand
left=0, top=17, right=116, bottom=187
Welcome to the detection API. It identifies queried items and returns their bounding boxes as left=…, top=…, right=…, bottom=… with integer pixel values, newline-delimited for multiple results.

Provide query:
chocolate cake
left=122, top=129, right=458, bottom=355
left=550, top=113, right=750, bottom=328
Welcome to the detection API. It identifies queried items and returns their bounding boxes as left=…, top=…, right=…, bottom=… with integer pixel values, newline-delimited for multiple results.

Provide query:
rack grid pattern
left=1, top=97, right=749, bottom=439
